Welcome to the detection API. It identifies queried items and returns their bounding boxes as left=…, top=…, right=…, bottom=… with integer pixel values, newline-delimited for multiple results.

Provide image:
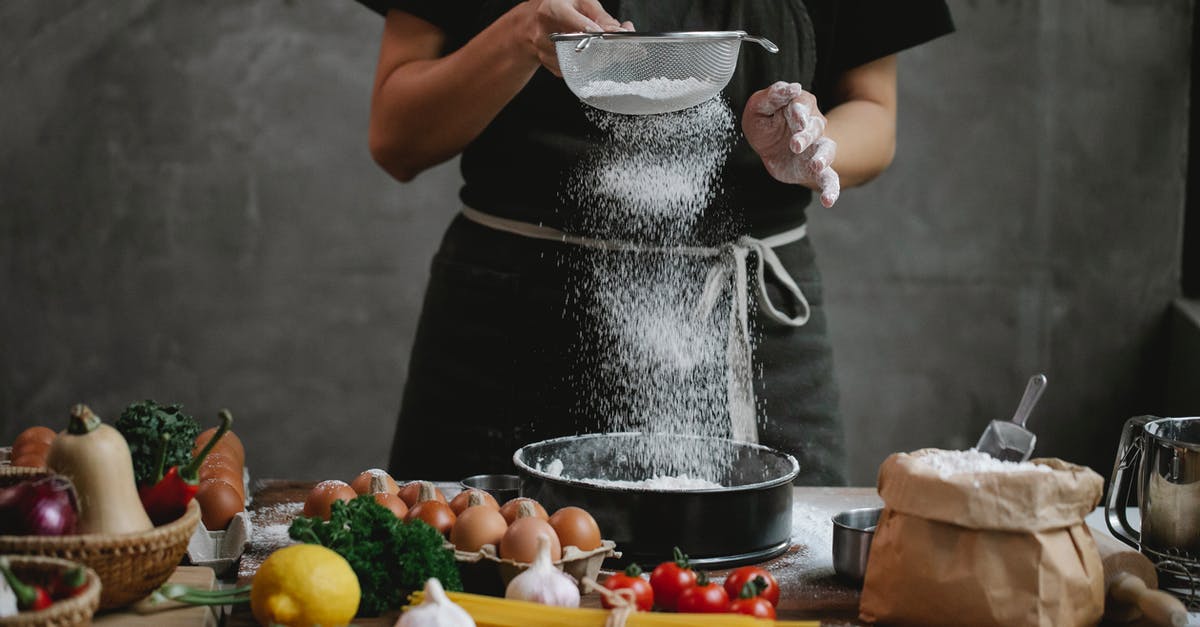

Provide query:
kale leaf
left=114, top=400, right=202, bottom=486
left=288, top=496, right=462, bottom=616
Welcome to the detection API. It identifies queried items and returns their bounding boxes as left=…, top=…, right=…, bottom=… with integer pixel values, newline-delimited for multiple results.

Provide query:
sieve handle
left=741, top=34, right=779, bottom=54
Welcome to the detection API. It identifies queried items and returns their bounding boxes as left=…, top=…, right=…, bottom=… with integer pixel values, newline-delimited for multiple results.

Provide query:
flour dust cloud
left=563, top=97, right=745, bottom=481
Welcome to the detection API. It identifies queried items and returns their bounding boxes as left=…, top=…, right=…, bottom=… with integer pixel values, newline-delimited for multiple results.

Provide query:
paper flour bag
left=858, top=449, right=1105, bottom=627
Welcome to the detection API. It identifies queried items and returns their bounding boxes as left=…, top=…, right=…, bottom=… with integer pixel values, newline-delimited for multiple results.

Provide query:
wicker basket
left=0, top=468, right=200, bottom=609
left=0, top=555, right=101, bottom=627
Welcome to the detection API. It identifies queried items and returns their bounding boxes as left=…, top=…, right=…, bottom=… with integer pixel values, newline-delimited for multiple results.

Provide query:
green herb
left=289, top=495, right=461, bottom=616
left=114, top=400, right=201, bottom=486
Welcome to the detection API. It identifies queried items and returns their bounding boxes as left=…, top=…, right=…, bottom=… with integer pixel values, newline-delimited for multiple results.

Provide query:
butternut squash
left=46, top=404, right=154, bottom=534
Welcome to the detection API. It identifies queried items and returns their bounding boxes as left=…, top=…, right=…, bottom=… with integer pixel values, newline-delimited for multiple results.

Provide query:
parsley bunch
left=289, top=496, right=462, bottom=616
left=114, top=400, right=201, bottom=486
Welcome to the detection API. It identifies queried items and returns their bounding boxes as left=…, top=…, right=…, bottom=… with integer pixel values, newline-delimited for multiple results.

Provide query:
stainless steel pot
left=513, top=432, right=798, bottom=568
left=1106, top=415, right=1200, bottom=587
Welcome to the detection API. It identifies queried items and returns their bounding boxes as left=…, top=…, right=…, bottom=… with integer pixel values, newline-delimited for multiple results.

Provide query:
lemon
left=250, top=544, right=360, bottom=627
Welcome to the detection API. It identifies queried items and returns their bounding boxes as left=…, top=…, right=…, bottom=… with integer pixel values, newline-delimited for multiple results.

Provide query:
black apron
left=389, top=0, right=847, bottom=486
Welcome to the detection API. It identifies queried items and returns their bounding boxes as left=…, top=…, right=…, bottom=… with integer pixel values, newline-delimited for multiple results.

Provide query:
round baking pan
left=513, top=432, right=798, bottom=568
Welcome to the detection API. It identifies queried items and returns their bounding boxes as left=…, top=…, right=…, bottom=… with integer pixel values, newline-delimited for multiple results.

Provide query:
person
left=354, top=0, right=954, bottom=484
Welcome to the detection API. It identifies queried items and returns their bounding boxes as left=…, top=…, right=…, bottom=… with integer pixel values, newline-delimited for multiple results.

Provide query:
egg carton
left=449, top=540, right=619, bottom=596
left=185, top=466, right=252, bottom=576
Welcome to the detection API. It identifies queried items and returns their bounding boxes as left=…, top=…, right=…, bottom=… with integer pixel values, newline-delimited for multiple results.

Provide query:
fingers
left=749, top=81, right=804, bottom=116
left=819, top=166, right=840, bottom=208
left=805, top=137, right=837, bottom=175
left=578, top=0, right=623, bottom=31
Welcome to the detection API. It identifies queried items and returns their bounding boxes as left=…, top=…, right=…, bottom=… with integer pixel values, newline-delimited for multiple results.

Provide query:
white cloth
left=460, top=206, right=811, bottom=443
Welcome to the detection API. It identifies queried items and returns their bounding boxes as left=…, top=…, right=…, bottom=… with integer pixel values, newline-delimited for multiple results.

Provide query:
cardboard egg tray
left=185, top=467, right=252, bottom=576
left=449, top=540, right=619, bottom=596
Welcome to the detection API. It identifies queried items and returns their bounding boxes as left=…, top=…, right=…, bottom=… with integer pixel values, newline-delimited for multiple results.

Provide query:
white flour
left=238, top=501, right=302, bottom=579
left=577, top=77, right=712, bottom=101
left=577, top=77, right=713, bottom=114
left=539, top=457, right=722, bottom=490
left=919, top=449, right=1052, bottom=478
left=564, top=97, right=740, bottom=480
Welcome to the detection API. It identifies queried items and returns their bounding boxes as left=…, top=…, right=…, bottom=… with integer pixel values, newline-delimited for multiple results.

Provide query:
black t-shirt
left=357, top=0, right=953, bottom=237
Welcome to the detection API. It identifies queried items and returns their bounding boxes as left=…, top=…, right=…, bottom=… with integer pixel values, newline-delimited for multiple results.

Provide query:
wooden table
left=226, top=480, right=880, bottom=626
left=94, top=566, right=220, bottom=627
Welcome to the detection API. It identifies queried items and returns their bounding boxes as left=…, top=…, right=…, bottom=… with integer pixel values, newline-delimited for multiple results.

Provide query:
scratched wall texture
left=0, top=1, right=1192, bottom=483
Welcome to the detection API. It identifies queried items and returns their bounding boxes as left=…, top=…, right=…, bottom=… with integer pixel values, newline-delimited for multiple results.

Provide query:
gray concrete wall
left=0, top=1, right=1191, bottom=484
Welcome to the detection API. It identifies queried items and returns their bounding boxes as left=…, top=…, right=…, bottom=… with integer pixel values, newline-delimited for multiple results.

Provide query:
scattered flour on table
left=238, top=501, right=302, bottom=579
left=777, top=501, right=834, bottom=575
left=919, top=449, right=1052, bottom=478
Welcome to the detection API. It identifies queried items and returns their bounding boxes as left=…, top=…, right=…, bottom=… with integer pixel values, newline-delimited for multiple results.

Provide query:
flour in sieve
left=538, top=457, right=722, bottom=490
left=918, top=449, right=1052, bottom=478
left=577, top=77, right=713, bottom=101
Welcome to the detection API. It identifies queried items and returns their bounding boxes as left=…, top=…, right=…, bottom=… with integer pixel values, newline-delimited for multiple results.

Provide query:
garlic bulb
left=396, top=578, right=474, bottom=627
left=504, top=534, right=581, bottom=607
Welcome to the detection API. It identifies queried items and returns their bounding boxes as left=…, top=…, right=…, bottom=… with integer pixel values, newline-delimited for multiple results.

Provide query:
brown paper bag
left=858, top=449, right=1105, bottom=627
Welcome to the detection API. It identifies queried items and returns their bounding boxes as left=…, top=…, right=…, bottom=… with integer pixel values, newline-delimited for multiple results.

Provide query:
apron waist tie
left=460, top=206, right=811, bottom=443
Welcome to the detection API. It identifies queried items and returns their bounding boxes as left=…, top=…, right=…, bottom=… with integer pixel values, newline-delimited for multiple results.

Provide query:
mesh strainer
left=551, top=31, right=779, bottom=115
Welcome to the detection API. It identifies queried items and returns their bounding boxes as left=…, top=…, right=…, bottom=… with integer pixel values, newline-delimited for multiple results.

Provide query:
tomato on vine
left=649, top=547, right=697, bottom=611
left=728, top=577, right=777, bottom=619
left=723, top=566, right=780, bottom=606
left=601, top=563, right=654, bottom=612
left=676, top=571, right=729, bottom=613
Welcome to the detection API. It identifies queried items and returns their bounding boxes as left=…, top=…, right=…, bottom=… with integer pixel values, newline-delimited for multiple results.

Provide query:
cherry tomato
left=649, top=547, right=697, bottom=611
left=601, top=563, right=654, bottom=612
left=730, top=595, right=776, bottom=619
left=676, top=572, right=729, bottom=614
left=723, top=566, right=780, bottom=606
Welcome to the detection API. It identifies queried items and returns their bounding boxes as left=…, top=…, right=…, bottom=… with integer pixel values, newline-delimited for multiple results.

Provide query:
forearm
left=823, top=99, right=896, bottom=189
left=820, top=54, right=898, bottom=190
left=368, top=8, right=540, bottom=182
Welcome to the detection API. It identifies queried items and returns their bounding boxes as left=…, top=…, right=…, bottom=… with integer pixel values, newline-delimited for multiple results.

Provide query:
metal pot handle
left=1106, top=415, right=1153, bottom=548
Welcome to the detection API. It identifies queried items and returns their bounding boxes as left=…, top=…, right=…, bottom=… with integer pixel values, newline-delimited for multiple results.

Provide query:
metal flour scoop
left=975, top=373, right=1048, bottom=462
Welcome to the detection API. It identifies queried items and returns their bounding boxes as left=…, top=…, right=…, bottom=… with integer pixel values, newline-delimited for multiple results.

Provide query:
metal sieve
left=551, top=31, right=779, bottom=115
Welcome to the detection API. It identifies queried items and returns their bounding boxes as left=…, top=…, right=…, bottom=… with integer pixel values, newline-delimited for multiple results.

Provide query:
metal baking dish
left=513, top=432, right=798, bottom=568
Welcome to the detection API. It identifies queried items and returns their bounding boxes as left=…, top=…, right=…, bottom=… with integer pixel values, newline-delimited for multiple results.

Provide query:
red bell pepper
left=0, top=557, right=53, bottom=611
left=138, top=410, right=233, bottom=525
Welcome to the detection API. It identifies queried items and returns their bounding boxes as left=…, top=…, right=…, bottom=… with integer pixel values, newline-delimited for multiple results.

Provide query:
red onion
left=0, top=476, right=78, bottom=536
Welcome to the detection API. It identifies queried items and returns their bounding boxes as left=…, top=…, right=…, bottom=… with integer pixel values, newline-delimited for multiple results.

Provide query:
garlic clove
left=396, top=578, right=475, bottom=627
left=503, top=534, right=581, bottom=608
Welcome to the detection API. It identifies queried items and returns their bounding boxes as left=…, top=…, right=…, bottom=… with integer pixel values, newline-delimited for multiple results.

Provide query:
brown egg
left=194, top=427, right=245, bottom=465
left=200, top=454, right=244, bottom=497
left=449, top=489, right=500, bottom=516
left=450, top=505, right=507, bottom=552
left=373, top=492, right=408, bottom=518
left=351, top=469, right=399, bottom=496
left=398, top=481, right=446, bottom=508
left=196, top=478, right=244, bottom=530
left=499, top=517, right=561, bottom=563
left=405, top=500, right=456, bottom=537
left=499, top=497, right=549, bottom=525
left=303, top=480, right=356, bottom=521
left=549, top=506, right=602, bottom=551
left=12, top=426, right=56, bottom=450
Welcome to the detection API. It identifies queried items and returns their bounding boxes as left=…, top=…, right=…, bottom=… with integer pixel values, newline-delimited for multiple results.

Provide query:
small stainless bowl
left=460, top=473, right=521, bottom=504
left=832, top=506, right=882, bottom=583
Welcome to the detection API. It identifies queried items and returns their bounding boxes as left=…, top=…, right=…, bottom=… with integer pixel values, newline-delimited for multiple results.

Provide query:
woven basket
left=0, top=468, right=200, bottom=609
left=0, top=555, right=101, bottom=627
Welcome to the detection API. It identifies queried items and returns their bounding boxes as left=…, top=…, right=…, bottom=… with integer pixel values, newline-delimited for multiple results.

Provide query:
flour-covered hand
left=743, top=82, right=840, bottom=207
left=523, top=0, right=633, bottom=77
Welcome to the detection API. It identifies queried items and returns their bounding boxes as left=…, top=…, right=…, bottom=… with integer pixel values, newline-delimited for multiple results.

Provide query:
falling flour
left=563, top=96, right=741, bottom=480
left=919, top=449, right=1052, bottom=478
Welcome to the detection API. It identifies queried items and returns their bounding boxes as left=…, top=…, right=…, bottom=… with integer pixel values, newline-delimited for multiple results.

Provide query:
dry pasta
left=407, top=590, right=821, bottom=626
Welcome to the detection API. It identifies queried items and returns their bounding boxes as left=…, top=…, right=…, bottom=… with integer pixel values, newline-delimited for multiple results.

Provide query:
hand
left=520, top=0, right=633, bottom=76
left=743, top=82, right=840, bottom=208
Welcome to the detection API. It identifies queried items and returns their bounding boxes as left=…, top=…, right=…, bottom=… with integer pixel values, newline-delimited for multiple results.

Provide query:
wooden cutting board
left=93, top=566, right=219, bottom=627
